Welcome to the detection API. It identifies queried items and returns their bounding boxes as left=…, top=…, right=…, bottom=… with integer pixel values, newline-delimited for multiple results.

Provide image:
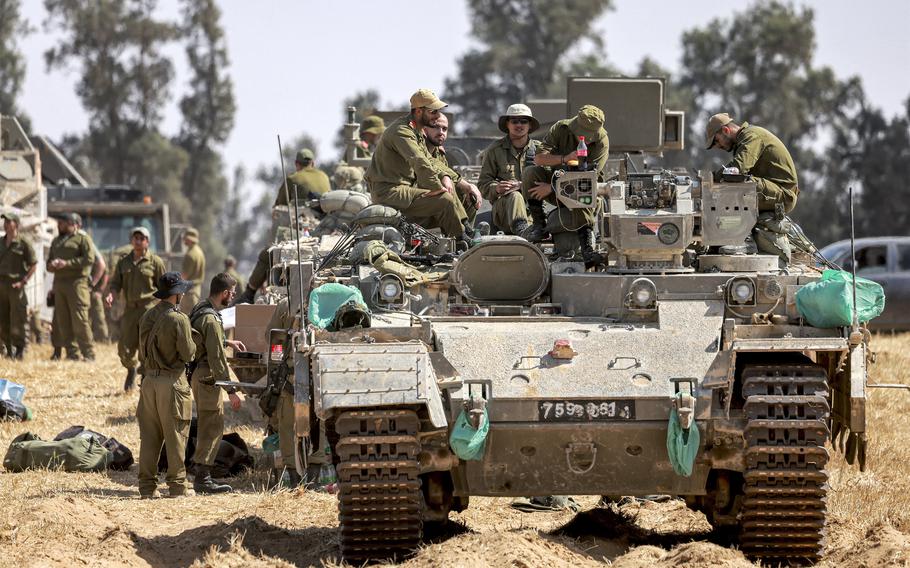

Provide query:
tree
left=176, top=0, right=236, bottom=276
left=0, top=0, right=31, bottom=131
left=44, top=0, right=178, bottom=183
left=676, top=1, right=861, bottom=243
left=219, top=165, right=271, bottom=271
left=445, top=0, right=614, bottom=133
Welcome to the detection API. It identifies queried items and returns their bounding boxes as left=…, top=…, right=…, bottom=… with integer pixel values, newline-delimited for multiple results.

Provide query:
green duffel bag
left=3, top=432, right=112, bottom=472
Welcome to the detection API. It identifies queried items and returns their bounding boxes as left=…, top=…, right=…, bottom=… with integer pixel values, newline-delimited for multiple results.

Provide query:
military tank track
left=334, top=409, right=423, bottom=562
left=740, top=362, right=830, bottom=564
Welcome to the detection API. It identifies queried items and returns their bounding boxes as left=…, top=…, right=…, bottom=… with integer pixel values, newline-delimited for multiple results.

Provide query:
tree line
left=1, top=0, right=906, bottom=273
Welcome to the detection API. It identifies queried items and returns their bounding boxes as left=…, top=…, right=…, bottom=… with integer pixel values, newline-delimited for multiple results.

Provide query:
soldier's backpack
left=3, top=432, right=112, bottom=472
left=54, top=425, right=135, bottom=471
left=0, top=399, right=31, bottom=422
left=157, top=418, right=254, bottom=477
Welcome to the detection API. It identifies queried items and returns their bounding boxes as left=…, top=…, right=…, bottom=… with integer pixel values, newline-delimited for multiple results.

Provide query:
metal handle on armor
left=565, top=442, right=597, bottom=475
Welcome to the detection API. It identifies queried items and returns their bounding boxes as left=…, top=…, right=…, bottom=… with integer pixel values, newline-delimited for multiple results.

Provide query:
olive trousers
left=491, top=191, right=530, bottom=234
left=136, top=371, right=192, bottom=496
left=53, top=278, right=95, bottom=359
left=89, top=290, right=109, bottom=342
left=118, top=302, right=155, bottom=371
left=0, top=279, right=28, bottom=351
left=190, top=364, right=224, bottom=467
left=248, top=247, right=270, bottom=291
left=371, top=183, right=467, bottom=238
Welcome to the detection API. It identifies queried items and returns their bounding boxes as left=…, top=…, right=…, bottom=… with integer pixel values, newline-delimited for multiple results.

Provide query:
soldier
left=705, top=113, right=799, bottom=263
left=180, top=228, right=205, bottom=313
left=88, top=243, right=109, bottom=343
left=333, top=163, right=366, bottom=193
left=365, top=88, right=470, bottom=240
left=356, top=115, right=385, bottom=159
left=478, top=104, right=540, bottom=235
left=0, top=212, right=37, bottom=359
left=275, top=149, right=331, bottom=207
left=136, top=271, right=196, bottom=498
left=521, top=105, right=609, bottom=267
left=223, top=255, right=245, bottom=296
left=48, top=212, right=96, bottom=361
left=423, top=113, right=483, bottom=228
left=106, top=227, right=167, bottom=391
left=188, top=272, right=244, bottom=494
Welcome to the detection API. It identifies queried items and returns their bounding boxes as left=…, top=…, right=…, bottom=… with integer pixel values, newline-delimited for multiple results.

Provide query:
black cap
left=153, top=271, right=193, bottom=299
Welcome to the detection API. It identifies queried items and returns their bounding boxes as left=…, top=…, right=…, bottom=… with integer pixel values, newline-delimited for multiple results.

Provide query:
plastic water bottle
left=524, top=142, right=535, bottom=168
left=318, top=445, right=338, bottom=489
left=576, top=136, right=588, bottom=171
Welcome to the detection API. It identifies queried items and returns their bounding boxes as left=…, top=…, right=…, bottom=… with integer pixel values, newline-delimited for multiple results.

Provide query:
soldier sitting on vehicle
left=423, top=113, right=483, bottom=229
left=356, top=115, right=385, bottom=160
left=365, top=88, right=471, bottom=242
left=705, top=113, right=799, bottom=264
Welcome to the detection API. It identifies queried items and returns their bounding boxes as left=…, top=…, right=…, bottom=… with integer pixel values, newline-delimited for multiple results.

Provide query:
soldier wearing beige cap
left=365, top=88, right=471, bottom=241
left=705, top=113, right=799, bottom=263
left=106, top=226, right=167, bottom=390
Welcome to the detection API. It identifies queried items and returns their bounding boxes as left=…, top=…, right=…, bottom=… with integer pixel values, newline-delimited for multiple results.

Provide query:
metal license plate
left=538, top=400, right=635, bottom=422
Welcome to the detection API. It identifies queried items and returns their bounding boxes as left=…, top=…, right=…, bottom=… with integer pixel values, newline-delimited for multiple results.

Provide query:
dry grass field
left=2, top=337, right=910, bottom=567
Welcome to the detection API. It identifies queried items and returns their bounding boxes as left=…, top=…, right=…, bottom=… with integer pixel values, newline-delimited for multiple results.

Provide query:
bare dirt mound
left=820, top=523, right=910, bottom=567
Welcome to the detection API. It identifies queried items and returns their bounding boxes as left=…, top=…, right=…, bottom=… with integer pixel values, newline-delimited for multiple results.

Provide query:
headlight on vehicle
left=727, top=277, right=755, bottom=306
left=626, top=278, right=657, bottom=310
left=378, top=275, right=404, bottom=304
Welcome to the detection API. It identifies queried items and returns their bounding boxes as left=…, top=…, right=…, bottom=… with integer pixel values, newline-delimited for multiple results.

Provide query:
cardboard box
left=233, top=304, right=277, bottom=354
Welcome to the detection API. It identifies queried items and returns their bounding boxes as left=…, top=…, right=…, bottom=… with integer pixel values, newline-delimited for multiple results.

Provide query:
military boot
left=193, top=465, right=233, bottom=494
left=511, top=219, right=529, bottom=237
left=123, top=367, right=137, bottom=391
left=13, top=346, right=24, bottom=360
left=50, top=347, right=62, bottom=361
left=578, top=226, right=604, bottom=269
left=520, top=202, right=549, bottom=243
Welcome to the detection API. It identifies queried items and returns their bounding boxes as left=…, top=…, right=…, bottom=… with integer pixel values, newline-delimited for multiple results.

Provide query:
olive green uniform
left=521, top=119, right=610, bottom=229
left=716, top=123, right=799, bottom=263
left=247, top=247, right=271, bottom=292
left=479, top=137, right=540, bottom=233
left=137, top=301, right=195, bottom=496
left=427, top=146, right=477, bottom=226
left=188, top=299, right=232, bottom=467
left=275, top=167, right=331, bottom=207
left=48, top=231, right=96, bottom=359
left=0, top=236, right=36, bottom=352
left=110, top=250, right=167, bottom=371
left=88, top=245, right=109, bottom=342
left=366, top=115, right=467, bottom=237
left=180, top=244, right=205, bottom=313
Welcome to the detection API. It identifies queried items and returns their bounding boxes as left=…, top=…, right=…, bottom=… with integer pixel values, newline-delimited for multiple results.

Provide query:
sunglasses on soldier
left=509, top=118, right=530, bottom=125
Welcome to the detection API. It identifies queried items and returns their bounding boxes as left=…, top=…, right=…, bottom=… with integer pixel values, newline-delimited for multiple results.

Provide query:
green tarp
left=307, top=283, right=369, bottom=330
left=666, top=394, right=700, bottom=477
left=795, top=269, right=885, bottom=328
left=449, top=409, right=489, bottom=461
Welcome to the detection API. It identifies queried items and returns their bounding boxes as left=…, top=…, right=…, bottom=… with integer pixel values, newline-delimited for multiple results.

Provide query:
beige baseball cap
left=409, top=88, right=448, bottom=111
left=705, top=113, right=734, bottom=149
left=131, top=226, right=150, bottom=239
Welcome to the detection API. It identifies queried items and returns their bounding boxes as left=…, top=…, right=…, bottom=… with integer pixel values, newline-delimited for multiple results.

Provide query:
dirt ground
left=3, top=337, right=910, bottom=567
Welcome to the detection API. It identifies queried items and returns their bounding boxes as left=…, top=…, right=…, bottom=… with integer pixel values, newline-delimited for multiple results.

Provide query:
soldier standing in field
left=47, top=212, right=96, bottom=361
left=136, top=271, right=196, bottom=498
left=180, top=228, right=205, bottom=313
left=106, top=227, right=167, bottom=391
left=188, top=272, right=244, bottom=494
left=478, top=104, right=540, bottom=235
left=0, top=212, right=37, bottom=359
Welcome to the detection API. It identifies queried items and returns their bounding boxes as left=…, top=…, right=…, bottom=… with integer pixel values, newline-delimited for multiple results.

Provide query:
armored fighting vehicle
left=273, top=79, right=868, bottom=564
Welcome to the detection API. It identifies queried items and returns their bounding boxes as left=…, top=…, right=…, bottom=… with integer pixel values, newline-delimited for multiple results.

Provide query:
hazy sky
left=19, top=0, right=910, bottom=200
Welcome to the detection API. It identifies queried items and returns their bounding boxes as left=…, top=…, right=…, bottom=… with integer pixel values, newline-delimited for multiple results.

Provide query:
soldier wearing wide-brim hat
left=136, top=271, right=196, bottom=498
left=365, top=88, right=470, bottom=240
left=705, top=112, right=799, bottom=264
left=520, top=105, right=610, bottom=267
left=48, top=211, right=96, bottom=360
left=479, top=104, right=541, bottom=235
left=0, top=212, right=37, bottom=359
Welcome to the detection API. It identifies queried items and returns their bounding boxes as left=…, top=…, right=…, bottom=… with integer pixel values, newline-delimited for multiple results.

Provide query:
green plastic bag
left=307, top=283, right=369, bottom=330
left=449, top=409, right=489, bottom=461
left=795, top=269, right=885, bottom=328
left=666, top=398, right=700, bottom=477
